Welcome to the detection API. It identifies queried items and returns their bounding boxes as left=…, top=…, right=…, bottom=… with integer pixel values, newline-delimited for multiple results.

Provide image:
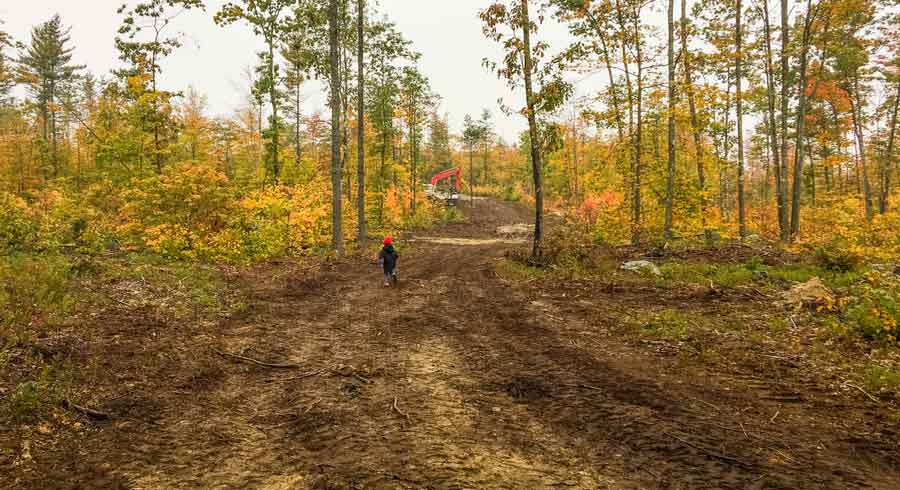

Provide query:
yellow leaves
left=145, top=224, right=194, bottom=260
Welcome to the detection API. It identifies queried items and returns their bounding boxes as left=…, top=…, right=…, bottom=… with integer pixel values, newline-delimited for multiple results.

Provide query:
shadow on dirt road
left=11, top=198, right=900, bottom=490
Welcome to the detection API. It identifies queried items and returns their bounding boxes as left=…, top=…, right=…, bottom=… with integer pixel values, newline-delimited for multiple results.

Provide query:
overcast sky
left=1, top=0, right=596, bottom=142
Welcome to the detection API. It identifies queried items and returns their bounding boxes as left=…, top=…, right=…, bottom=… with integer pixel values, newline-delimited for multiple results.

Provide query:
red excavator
left=425, top=167, right=461, bottom=206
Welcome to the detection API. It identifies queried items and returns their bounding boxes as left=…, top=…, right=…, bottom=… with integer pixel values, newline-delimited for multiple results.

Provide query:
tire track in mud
left=234, top=224, right=897, bottom=489
left=16, top=199, right=900, bottom=489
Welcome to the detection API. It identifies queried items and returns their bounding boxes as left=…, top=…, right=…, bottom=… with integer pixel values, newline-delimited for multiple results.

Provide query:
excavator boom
left=430, top=167, right=462, bottom=190
left=426, top=167, right=462, bottom=206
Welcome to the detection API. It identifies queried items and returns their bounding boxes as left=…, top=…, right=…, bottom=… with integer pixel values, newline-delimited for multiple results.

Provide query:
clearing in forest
left=3, top=199, right=900, bottom=490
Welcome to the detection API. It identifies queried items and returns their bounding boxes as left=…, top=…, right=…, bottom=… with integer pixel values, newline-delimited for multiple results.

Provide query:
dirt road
left=14, top=199, right=900, bottom=489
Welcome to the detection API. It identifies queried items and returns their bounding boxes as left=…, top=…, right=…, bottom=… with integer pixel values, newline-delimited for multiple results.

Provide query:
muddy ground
left=3, top=198, right=900, bottom=489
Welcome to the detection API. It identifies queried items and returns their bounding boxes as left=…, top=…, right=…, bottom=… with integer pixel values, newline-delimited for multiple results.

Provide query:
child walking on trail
left=378, top=236, right=399, bottom=287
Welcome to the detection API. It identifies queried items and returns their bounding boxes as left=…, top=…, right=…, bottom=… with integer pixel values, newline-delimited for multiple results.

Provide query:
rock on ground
left=620, top=260, right=662, bottom=276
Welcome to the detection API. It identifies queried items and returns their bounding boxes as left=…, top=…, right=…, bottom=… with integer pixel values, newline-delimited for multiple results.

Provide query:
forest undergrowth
left=500, top=217, right=900, bottom=415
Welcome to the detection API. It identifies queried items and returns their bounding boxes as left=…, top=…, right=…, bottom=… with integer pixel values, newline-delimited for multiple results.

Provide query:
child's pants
left=384, top=270, right=394, bottom=283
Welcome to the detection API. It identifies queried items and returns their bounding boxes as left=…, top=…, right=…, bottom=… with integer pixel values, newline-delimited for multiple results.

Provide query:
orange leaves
left=806, top=78, right=851, bottom=113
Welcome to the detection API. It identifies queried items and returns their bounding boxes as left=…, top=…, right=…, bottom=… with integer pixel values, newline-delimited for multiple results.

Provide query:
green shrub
left=859, top=364, right=900, bottom=394
left=0, top=255, right=75, bottom=343
left=590, top=227, right=607, bottom=245
left=500, top=185, right=521, bottom=202
left=813, top=241, right=861, bottom=273
left=821, top=272, right=900, bottom=348
left=745, top=256, right=764, bottom=271
left=843, top=274, right=900, bottom=346
left=4, top=360, right=69, bottom=422
left=0, top=192, right=35, bottom=253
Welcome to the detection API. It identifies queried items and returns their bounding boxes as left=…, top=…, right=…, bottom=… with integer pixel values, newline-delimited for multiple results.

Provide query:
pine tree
left=216, top=0, right=293, bottom=183
left=0, top=27, right=14, bottom=105
left=427, top=111, right=452, bottom=174
left=116, top=0, right=204, bottom=173
left=18, top=15, right=84, bottom=177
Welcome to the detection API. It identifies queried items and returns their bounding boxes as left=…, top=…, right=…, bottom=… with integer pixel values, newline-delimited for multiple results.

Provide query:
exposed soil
left=4, top=198, right=900, bottom=489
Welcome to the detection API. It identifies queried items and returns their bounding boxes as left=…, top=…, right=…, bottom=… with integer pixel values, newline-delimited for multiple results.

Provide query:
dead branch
left=578, top=384, right=604, bottom=391
left=392, top=397, right=409, bottom=419
left=270, top=368, right=328, bottom=382
left=845, top=383, right=881, bottom=404
left=772, top=447, right=800, bottom=465
left=304, top=399, right=321, bottom=414
left=213, top=348, right=300, bottom=369
left=663, top=431, right=752, bottom=468
left=61, top=399, right=111, bottom=420
left=691, top=397, right=722, bottom=412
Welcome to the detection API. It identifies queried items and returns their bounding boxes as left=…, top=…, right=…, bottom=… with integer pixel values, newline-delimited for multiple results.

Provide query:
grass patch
left=0, top=254, right=79, bottom=344
left=657, top=259, right=864, bottom=290
left=767, top=317, right=790, bottom=335
left=642, top=309, right=694, bottom=340
left=659, top=262, right=756, bottom=287
left=2, top=252, right=244, bottom=423
left=857, top=364, right=900, bottom=395
left=2, top=354, right=71, bottom=423
left=766, top=264, right=863, bottom=289
left=90, top=253, right=242, bottom=320
left=499, top=253, right=622, bottom=284
left=496, top=259, right=552, bottom=282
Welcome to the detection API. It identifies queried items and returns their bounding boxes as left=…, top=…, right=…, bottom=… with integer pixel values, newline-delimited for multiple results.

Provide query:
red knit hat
left=383, top=236, right=393, bottom=245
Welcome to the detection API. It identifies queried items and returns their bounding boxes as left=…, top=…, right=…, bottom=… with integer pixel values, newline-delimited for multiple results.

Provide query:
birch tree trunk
left=879, top=82, right=899, bottom=213
left=736, top=0, right=747, bottom=238
left=521, top=0, right=544, bottom=258
left=329, top=0, right=344, bottom=253
left=681, top=0, right=707, bottom=236
left=356, top=0, right=366, bottom=244
left=779, top=0, right=791, bottom=241
left=664, top=0, right=676, bottom=240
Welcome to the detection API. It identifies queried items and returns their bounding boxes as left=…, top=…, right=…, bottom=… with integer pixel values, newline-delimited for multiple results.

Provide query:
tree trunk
left=482, top=140, right=490, bottom=187
left=470, top=145, right=476, bottom=208
left=761, top=0, right=783, bottom=230
left=269, top=38, right=281, bottom=182
left=779, top=0, right=790, bottom=241
left=681, top=0, right=707, bottom=235
left=411, top=109, right=418, bottom=215
left=50, top=82, right=59, bottom=177
left=736, top=0, right=747, bottom=238
left=295, top=71, right=302, bottom=162
left=879, top=82, right=899, bottom=213
left=790, top=0, right=818, bottom=238
left=329, top=0, right=344, bottom=253
left=586, top=9, right=625, bottom=142
left=716, top=80, right=733, bottom=221
left=341, top=37, right=352, bottom=204
left=614, top=0, right=635, bottom=150
left=809, top=143, right=816, bottom=207
left=151, top=47, right=162, bottom=175
left=664, top=0, right=676, bottom=240
left=521, top=0, right=543, bottom=258
left=763, top=129, right=771, bottom=201
left=851, top=82, right=874, bottom=220
left=572, top=122, right=579, bottom=203
left=631, top=4, right=644, bottom=246
left=357, top=0, right=366, bottom=244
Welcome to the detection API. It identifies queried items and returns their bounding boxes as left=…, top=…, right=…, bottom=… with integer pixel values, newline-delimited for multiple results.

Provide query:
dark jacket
left=379, top=245, right=399, bottom=272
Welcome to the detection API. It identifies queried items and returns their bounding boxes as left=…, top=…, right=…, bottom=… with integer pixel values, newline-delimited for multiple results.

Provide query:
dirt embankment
left=4, top=199, right=899, bottom=489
